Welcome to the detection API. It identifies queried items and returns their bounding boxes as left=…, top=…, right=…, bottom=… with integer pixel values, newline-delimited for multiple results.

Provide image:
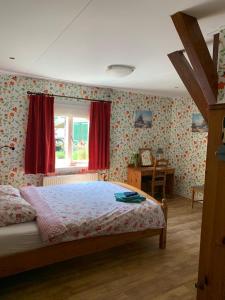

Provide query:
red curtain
left=88, top=101, right=111, bottom=170
left=25, top=94, right=55, bottom=174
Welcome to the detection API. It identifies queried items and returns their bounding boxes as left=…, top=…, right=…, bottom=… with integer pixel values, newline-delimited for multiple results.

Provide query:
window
left=72, top=118, right=89, bottom=162
left=54, top=101, right=90, bottom=169
left=55, top=116, right=67, bottom=164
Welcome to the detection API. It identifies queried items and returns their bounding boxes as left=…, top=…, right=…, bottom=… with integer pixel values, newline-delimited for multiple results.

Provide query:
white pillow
left=0, top=185, right=21, bottom=197
left=0, top=195, right=36, bottom=227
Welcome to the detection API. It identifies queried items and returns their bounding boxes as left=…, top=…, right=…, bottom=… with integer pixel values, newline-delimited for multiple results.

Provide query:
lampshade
left=106, top=64, right=135, bottom=78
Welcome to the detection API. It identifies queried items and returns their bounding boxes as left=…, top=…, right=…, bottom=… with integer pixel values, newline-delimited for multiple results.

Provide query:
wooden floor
left=0, top=197, right=202, bottom=300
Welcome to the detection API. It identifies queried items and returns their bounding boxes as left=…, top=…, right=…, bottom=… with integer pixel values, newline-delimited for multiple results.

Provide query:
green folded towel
left=114, top=192, right=146, bottom=203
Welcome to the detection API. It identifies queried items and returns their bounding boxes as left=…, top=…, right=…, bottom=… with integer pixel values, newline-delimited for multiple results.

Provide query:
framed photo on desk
left=139, top=148, right=153, bottom=166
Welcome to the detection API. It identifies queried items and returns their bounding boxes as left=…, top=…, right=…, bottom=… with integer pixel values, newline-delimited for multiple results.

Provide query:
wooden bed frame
left=0, top=182, right=167, bottom=278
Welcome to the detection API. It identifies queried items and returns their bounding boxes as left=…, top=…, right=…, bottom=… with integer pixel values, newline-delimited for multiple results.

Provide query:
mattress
left=0, top=221, right=80, bottom=257
left=0, top=221, right=43, bottom=256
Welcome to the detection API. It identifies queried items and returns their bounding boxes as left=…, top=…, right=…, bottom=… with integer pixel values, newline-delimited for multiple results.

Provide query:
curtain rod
left=27, top=91, right=112, bottom=103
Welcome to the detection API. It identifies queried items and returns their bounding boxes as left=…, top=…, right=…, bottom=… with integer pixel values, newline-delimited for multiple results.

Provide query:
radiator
left=43, top=173, right=98, bottom=186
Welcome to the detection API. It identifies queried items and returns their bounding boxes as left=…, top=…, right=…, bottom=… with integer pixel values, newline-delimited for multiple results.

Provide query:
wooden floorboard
left=0, top=196, right=202, bottom=300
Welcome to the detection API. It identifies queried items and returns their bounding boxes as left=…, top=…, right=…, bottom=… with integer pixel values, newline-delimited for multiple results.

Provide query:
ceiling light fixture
left=9, top=57, right=15, bottom=60
left=106, top=64, right=135, bottom=78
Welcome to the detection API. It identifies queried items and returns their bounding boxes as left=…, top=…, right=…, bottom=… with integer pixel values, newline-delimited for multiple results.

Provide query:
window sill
left=56, top=165, right=88, bottom=175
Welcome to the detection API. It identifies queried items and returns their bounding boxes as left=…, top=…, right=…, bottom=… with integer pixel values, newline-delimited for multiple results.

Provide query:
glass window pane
left=55, top=116, right=66, bottom=165
left=72, top=118, right=89, bottom=162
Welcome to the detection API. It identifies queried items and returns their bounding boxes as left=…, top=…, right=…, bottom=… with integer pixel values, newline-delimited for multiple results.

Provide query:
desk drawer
left=127, top=168, right=141, bottom=189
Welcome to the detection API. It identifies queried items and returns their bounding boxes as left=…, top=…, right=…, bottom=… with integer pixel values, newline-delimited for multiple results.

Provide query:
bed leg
left=159, top=198, right=167, bottom=249
left=159, top=227, right=167, bottom=249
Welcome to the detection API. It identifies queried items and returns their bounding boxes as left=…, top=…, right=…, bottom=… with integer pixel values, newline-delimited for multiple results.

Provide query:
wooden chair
left=149, top=159, right=169, bottom=198
left=191, top=185, right=204, bottom=208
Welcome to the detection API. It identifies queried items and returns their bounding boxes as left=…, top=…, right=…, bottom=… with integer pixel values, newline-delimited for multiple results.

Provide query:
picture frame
left=134, top=111, right=152, bottom=128
left=139, top=148, right=153, bottom=166
left=192, top=113, right=208, bottom=133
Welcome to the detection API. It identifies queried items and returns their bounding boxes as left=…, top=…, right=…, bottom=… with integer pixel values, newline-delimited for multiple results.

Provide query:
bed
left=0, top=181, right=167, bottom=278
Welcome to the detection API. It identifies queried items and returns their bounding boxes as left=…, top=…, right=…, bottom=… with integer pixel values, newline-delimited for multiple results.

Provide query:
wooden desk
left=127, top=166, right=175, bottom=197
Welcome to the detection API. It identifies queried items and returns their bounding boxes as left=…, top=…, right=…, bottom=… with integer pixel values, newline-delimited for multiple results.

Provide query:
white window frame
left=54, top=101, right=90, bottom=170
left=55, top=114, right=89, bottom=169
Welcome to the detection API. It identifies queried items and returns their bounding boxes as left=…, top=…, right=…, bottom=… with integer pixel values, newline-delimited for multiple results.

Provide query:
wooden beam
left=213, top=33, right=220, bottom=70
left=171, top=12, right=217, bottom=105
left=213, top=33, right=219, bottom=99
left=168, top=51, right=208, bottom=121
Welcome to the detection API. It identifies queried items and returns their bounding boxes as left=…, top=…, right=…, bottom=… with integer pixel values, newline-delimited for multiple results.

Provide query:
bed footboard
left=0, top=228, right=162, bottom=278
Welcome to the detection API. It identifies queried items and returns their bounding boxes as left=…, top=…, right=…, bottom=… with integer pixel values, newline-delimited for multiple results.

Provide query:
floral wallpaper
left=0, top=74, right=110, bottom=187
left=168, top=97, right=207, bottom=198
left=218, top=29, right=225, bottom=103
left=0, top=73, right=207, bottom=198
left=109, top=90, right=172, bottom=182
left=109, top=91, right=207, bottom=198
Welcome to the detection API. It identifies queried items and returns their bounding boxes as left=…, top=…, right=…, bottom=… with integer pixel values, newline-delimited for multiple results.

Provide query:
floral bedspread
left=20, top=181, right=165, bottom=244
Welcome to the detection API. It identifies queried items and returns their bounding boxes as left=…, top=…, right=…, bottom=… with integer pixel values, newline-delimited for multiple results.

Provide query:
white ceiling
left=0, top=0, right=225, bottom=97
